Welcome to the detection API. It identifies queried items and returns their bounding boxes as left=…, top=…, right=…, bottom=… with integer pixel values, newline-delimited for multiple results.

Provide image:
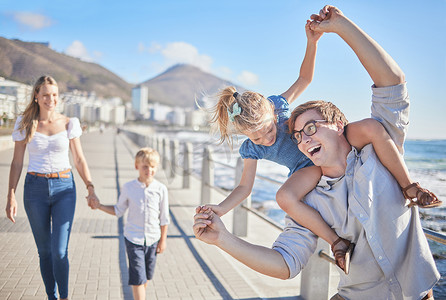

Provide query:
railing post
left=200, top=146, right=214, bottom=205
left=156, top=137, right=162, bottom=155
left=170, top=140, right=179, bottom=178
left=300, top=239, right=331, bottom=300
left=233, top=157, right=250, bottom=237
left=138, top=134, right=145, bottom=147
left=162, top=138, right=170, bottom=170
left=183, top=142, right=193, bottom=189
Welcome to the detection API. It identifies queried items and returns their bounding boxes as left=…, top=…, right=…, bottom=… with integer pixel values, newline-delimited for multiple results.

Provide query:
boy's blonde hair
left=209, top=86, right=275, bottom=148
left=135, top=147, right=160, bottom=165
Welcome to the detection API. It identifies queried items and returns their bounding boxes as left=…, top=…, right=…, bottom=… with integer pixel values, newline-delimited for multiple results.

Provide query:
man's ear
left=135, top=162, right=138, bottom=170
left=336, top=120, right=345, bottom=136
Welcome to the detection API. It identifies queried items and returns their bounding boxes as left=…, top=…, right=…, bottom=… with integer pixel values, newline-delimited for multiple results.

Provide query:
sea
left=158, top=129, right=446, bottom=298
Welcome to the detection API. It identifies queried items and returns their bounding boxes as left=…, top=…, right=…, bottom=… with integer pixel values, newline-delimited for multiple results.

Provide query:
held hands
left=202, top=204, right=226, bottom=217
left=193, top=205, right=227, bottom=246
left=86, top=193, right=100, bottom=209
left=309, top=5, right=345, bottom=33
left=305, top=20, right=323, bottom=43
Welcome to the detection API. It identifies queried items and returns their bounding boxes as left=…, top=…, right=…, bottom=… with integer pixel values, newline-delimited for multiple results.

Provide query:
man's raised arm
left=310, top=5, right=404, bottom=87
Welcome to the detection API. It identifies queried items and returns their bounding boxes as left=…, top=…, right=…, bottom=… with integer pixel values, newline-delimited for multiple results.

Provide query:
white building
left=62, top=90, right=126, bottom=125
left=111, top=105, right=126, bottom=125
left=185, top=109, right=207, bottom=128
left=147, top=102, right=172, bottom=122
left=83, top=104, right=98, bottom=123
left=131, top=86, right=148, bottom=116
left=0, top=93, right=17, bottom=120
left=98, top=103, right=112, bottom=123
left=64, top=102, right=83, bottom=120
left=0, top=77, right=32, bottom=117
left=167, top=107, right=186, bottom=126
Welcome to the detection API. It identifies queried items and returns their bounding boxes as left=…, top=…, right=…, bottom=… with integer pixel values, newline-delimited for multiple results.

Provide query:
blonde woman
left=5, top=75, right=98, bottom=300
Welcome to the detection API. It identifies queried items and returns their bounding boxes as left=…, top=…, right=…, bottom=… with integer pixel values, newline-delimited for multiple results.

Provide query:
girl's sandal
left=331, top=237, right=355, bottom=275
left=401, top=182, right=442, bottom=208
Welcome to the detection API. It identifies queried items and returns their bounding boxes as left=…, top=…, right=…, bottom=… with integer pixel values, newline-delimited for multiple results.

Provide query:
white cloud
left=12, top=12, right=53, bottom=30
left=139, top=41, right=255, bottom=86
left=148, top=41, right=213, bottom=72
left=237, top=71, right=259, bottom=86
left=65, top=40, right=102, bottom=62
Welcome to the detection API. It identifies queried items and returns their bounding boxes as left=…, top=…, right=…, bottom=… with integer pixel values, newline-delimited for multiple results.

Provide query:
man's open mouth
left=308, top=145, right=321, bottom=156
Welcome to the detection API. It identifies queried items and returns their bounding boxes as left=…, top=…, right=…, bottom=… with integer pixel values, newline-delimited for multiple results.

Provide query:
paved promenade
left=0, top=129, right=338, bottom=299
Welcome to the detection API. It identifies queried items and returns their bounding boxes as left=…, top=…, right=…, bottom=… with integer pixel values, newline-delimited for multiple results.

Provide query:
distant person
left=194, top=5, right=440, bottom=299
left=1, top=112, right=7, bottom=127
left=6, top=75, right=99, bottom=300
left=90, top=147, right=169, bottom=300
left=201, top=9, right=441, bottom=275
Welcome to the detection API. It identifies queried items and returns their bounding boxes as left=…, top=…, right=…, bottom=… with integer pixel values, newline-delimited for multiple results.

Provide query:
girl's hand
left=309, top=5, right=345, bottom=34
left=6, top=194, right=17, bottom=223
left=202, top=204, right=226, bottom=217
left=305, top=20, right=323, bottom=43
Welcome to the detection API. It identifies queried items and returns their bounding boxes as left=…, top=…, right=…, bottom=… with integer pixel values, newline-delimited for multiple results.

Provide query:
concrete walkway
left=0, top=129, right=338, bottom=299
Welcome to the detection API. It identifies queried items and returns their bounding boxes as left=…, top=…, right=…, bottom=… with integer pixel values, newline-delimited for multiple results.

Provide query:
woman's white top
left=12, top=116, right=82, bottom=173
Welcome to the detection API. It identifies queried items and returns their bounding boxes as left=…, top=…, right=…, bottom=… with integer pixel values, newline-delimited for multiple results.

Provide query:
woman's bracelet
left=86, top=183, right=94, bottom=190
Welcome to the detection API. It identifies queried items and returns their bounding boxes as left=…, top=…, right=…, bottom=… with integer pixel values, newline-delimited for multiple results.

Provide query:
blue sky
left=1, top=0, right=445, bottom=139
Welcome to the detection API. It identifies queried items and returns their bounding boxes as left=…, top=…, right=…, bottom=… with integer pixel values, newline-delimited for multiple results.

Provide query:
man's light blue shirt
left=273, top=83, right=440, bottom=300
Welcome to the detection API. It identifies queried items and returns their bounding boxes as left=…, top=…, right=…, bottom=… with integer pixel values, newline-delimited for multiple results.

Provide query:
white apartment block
left=111, top=105, right=126, bottom=125
left=0, top=77, right=32, bottom=117
left=185, top=109, right=207, bottom=128
left=131, top=86, right=148, bottom=116
left=62, top=91, right=126, bottom=125
left=167, top=107, right=186, bottom=126
left=0, top=78, right=126, bottom=125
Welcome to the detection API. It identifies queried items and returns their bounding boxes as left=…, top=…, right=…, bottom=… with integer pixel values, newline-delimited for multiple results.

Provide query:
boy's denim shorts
left=125, top=238, right=158, bottom=285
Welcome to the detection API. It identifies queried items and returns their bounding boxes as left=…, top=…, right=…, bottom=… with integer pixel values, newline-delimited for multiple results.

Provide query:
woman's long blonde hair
left=209, top=86, right=275, bottom=148
left=18, top=75, right=58, bottom=143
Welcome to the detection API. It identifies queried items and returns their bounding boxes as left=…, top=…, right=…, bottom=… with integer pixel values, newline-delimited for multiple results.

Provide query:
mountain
left=0, top=37, right=132, bottom=101
left=0, top=37, right=244, bottom=108
left=139, top=64, right=245, bottom=109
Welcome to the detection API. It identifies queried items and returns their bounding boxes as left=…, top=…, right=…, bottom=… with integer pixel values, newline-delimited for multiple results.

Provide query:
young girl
left=203, top=23, right=441, bottom=275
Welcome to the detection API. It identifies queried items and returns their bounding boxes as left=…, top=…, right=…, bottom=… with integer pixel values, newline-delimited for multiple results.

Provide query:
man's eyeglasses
left=291, top=119, right=327, bottom=145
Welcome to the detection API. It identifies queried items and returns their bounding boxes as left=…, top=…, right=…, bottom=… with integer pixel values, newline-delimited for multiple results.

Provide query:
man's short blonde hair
left=135, top=147, right=160, bottom=165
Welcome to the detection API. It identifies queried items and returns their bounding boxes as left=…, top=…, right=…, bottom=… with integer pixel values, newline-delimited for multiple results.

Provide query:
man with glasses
left=194, top=5, right=439, bottom=300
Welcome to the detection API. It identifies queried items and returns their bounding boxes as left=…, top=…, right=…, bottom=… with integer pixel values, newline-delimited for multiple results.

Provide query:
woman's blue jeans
left=24, top=172, right=76, bottom=300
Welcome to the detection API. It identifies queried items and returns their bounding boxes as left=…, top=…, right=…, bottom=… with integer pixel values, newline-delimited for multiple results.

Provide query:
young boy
left=92, top=147, right=169, bottom=300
